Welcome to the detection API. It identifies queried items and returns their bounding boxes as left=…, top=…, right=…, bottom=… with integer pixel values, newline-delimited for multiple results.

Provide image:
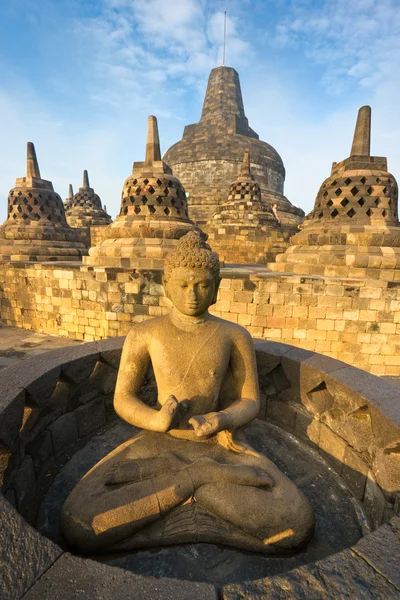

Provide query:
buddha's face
left=165, top=267, right=218, bottom=317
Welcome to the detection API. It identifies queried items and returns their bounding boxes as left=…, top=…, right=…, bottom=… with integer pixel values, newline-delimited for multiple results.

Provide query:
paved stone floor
left=0, top=325, right=82, bottom=370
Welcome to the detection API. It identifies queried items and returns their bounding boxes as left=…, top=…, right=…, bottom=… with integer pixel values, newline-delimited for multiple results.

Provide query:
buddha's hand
left=156, top=395, right=188, bottom=432
left=189, top=411, right=231, bottom=438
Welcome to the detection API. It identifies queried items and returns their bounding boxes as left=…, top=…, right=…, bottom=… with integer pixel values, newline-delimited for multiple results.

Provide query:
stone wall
left=0, top=338, right=399, bottom=599
left=204, top=225, right=294, bottom=264
left=0, top=262, right=400, bottom=376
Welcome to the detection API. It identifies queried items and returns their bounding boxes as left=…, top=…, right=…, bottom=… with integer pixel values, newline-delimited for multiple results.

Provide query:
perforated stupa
left=0, top=143, right=87, bottom=262
left=206, top=151, right=293, bottom=263
left=64, top=171, right=112, bottom=228
left=84, top=116, right=201, bottom=268
left=269, top=106, right=400, bottom=279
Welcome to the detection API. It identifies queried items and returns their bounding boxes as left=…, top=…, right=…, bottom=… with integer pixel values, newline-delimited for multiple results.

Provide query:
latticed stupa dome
left=209, top=150, right=278, bottom=228
left=0, top=143, right=86, bottom=261
left=65, top=171, right=112, bottom=228
left=269, top=106, right=400, bottom=278
left=206, top=151, right=292, bottom=264
left=84, top=116, right=200, bottom=268
left=164, top=66, right=304, bottom=227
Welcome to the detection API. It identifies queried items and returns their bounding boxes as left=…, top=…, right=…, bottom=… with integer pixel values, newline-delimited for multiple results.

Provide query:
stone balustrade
left=1, top=263, right=400, bottom=375
left=0, top=339, right=399, bottom=598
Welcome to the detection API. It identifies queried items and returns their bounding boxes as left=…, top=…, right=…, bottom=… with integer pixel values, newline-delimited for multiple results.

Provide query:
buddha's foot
left=190, top=457, right=274, bottom=489
left=107, top=502, right=287, bottom=554
left=105, top=452, right=188, bottom=485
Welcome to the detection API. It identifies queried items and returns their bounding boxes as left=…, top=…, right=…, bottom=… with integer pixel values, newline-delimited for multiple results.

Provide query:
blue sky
left=0, top=0, right=399, bottom=222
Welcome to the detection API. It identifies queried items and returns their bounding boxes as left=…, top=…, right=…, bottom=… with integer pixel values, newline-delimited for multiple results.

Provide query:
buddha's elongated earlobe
left=211, top=277, right=221, bottom=305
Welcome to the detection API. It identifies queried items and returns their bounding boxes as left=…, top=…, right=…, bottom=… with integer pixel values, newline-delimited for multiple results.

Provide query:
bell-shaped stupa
left=206, top=151, right=292, bottom=263
left=269, top=106, right=400, bottom=279
left=64, top=184, right=74, bottom=210
left=64, top=171, right=112, bottom=228
left=84, top=116, right=201, bottom=268
left=164, top=66, right=304, bottom=227
left=0, top=143, right=87, bottom=262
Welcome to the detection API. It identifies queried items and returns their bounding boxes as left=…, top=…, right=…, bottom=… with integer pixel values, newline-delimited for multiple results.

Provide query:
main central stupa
left=163, top=66, right=304, bottom=226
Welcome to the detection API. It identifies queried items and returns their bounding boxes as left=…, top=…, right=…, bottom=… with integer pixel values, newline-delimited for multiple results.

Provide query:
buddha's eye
left=180, top=283, right=188, bottom=288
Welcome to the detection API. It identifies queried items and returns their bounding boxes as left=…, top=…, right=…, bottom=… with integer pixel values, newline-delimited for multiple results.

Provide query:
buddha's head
left=163, top=232, right=220, bottom=317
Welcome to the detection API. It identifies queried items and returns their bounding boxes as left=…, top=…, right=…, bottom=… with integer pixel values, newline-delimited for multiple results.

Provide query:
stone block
left=318, top=423, right=347, bottom=474
left=363, top=471, right=387, bottom=529
left=23, top=553, right=218, bottom=600
left=352, top=518, right=400, bottom=590
left=76, top=397, right=106, bottom=437
left=89, top=359, right=118, bottom=394
left=26, top=429, right=54, bottom=474
left=0, top=441, right=12, bottom=487
left=0, top=494, right=62, bottom=600
left=50, top=412, right=78, bottom=455
left=62, top=355, right=99, bottom=384
left=222, top=547, right=399, bottom=599
left=14, top=455, right=36, bottom=512
left=341, top=446, right=369, bottom=500
left=266, top=400, right=297, bottom=430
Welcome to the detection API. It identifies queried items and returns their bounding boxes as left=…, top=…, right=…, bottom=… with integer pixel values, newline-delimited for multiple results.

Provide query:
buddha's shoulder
left=211, top=315, right=253, bottom=342
left=125, top=316, right=171, bottom=342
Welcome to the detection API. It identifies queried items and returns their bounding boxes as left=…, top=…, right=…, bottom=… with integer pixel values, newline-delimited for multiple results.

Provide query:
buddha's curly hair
left=164, top=231, right=220, bottom=282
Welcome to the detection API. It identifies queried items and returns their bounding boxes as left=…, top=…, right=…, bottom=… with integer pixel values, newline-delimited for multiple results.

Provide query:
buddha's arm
left=114, top=328, right=181, bottom=432
left=220, top=328, right=260, bottom=428
left=189, top=328, right=260, bottom=437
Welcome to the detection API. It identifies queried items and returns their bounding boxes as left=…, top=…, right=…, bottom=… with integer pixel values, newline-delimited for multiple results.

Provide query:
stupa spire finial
left=83, top=170, right=90, bottom=189
left=351, top=106, right=371, bottom=157
left=145, top=115, right=161, bottom=165
left=27, top=142, right=41, bottom=179
left=240, top=150, right=251, bottom=177
left=68, top=184, right=74, bottom=198
left=222, top=10, right=227, bottom=66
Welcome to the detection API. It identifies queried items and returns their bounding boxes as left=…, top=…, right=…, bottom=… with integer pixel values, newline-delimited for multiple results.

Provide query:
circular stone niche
left=1, top=338, right=399, bottom=598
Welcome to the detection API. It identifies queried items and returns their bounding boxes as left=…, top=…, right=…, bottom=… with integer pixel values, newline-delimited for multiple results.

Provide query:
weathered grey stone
left=62, top=355, right=99, bottom=384
left=101, top=346, right=123, bottom=369
left=353, top=518, right=400, bottom=590
left=76, top=398, right=106, bottom=437
left=0, top=384, right=25, bottom=451
left=363, top=471, right=387, bottom=528
left=50, top=413, right=78, bottom=455
left=318, top=423, right=347, bottom=474
left=306, top=382, right=335, bottom=416
left=14, top=455, right=35, bottom=512
left=0, top=494, right=62, bottom=600
left=266, top=399, right=297, bottom=430
left=222, top=548, right=400, bottom=599
left=24, top=366, right=61, bottom=407
left=0, top=440, right=12, bottom=486
left=23, top=553, right=218, bottom=600
left=89, top=360, right=117, bottom=394
left=341, top=445, right=369, bottom=500
left=320, top=405, right=374, bottom=457
left=326, top=367, right=400, bottom=434
left=373, top=446, right=400, bottom=497
left=26, top=430, right=54, bottom=474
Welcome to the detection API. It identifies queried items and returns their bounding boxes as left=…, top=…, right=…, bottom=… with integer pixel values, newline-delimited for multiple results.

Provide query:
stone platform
left=0, top=325, right=82, bottom=370
left=1, top=338, right=399, bottom=599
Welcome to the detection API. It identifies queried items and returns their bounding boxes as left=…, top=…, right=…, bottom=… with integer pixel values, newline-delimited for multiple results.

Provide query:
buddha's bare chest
left=148, top=324, right=231, bottom=401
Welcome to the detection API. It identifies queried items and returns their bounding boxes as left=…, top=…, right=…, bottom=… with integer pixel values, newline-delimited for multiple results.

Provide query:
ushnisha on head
left=163, top=232, right=221, bottom=317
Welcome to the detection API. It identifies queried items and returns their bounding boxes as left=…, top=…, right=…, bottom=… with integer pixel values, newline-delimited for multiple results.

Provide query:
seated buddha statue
left=61, top=232, right=314, bottom=555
